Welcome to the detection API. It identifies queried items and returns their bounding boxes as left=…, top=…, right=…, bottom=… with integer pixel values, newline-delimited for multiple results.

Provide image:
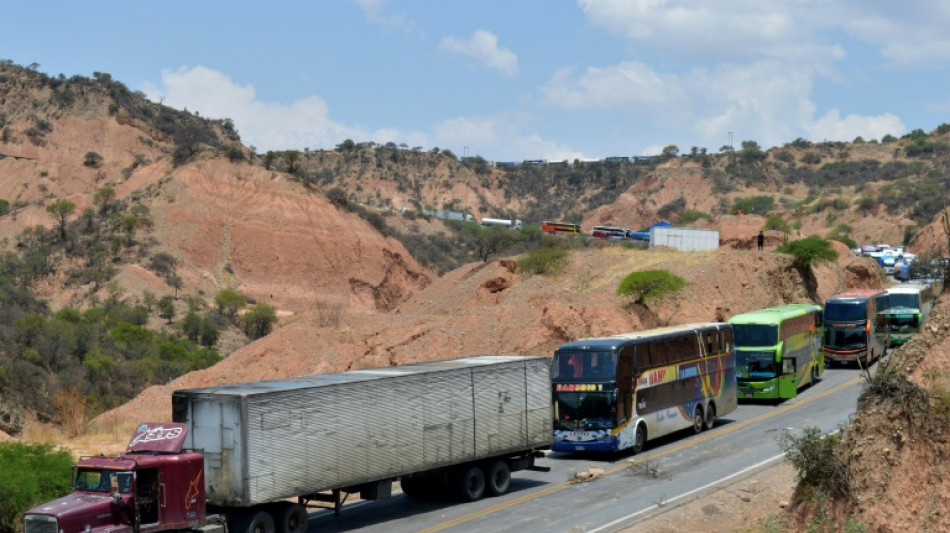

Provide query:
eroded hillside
left=90, top=242, right=882, bottom=433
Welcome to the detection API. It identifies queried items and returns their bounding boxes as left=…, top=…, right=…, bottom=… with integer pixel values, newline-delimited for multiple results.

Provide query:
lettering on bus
left=555, top=383, right=606, bottom=392
left=637, top=367, right=678, bottom=387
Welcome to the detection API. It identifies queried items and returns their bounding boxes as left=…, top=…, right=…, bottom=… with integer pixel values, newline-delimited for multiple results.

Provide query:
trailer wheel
left=274, top=503, right=307, bottom=533
left=486, top=460, right=511, bottom=496
left=240, top=510, right=275, bottom=533
left=453, top=465, right=486, bottom=502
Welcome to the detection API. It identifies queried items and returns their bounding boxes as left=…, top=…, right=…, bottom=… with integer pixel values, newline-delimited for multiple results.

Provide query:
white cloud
left=541, top=62, right=685, bottom=111
left=576, top=0, right=844, bottom=63
left=841, top=3, right=950, bottom=64
left=431, top=114, right=586, bottom=162
left=808, top=109, right=905, bottom=143
left=353, top=0, right=418, bottom=33
left=439, top=30, right=519, bottom=77
left=140, top=66, right=366, bottom=152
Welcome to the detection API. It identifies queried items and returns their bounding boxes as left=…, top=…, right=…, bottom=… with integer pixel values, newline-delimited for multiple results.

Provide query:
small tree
left=617, top=270, right=686, bottom=306
left=214, top=288, right=246, bottom=318
left=45, top=198, right=76, bottom=240
left=83, top=151, right=103, bottom=168
left=468, top=224, right=519, bottom=262
left=94, top=187, right=116, bottom=214
left=243, top=304, right=277, bottom=340
left=157, top=295, right=176, bottom=324
left=283, top=150, right=301, bottom=173
left=181, top=312, right=202, bottom=341
left=764, top=216, right=791, bottom=242
left=121, top=214, right=138, bottom=246
left=199, top=316, right=220, bottom=347
left=168, top=275, right=183, bottom=299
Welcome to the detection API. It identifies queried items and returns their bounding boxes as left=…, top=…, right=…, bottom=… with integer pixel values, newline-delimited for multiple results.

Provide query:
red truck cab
left=24, top=423, right=213, bottom=533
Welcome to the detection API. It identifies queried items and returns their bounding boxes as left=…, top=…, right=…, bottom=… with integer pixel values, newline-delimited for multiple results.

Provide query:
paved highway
left=305, top=366, right=866, bottom=533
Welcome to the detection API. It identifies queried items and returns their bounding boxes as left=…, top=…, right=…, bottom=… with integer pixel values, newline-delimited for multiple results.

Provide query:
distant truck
left=480, top=217, right=523, bottom=229
left=24, top=356, right=552, bottom=533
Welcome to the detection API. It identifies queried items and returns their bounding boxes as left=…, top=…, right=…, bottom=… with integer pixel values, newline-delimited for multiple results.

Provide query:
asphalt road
left=305, top=366, right=866, bottom=533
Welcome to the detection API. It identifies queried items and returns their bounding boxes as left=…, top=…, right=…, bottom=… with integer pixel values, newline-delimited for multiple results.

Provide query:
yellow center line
left=417, top=374, right=862, bottom=533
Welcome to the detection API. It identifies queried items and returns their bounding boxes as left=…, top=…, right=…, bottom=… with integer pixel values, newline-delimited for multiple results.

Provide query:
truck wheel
left=241, top=510, right=275, bottom=533
left=486, top=460, right=511, bottom=496
left=454, top=465, right=486, bottom=502
left=274, top=503, right=307, bottom=533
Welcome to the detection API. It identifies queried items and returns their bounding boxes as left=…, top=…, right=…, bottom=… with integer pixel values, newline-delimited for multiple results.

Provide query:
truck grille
left=24, top=514, right=58, bottom=533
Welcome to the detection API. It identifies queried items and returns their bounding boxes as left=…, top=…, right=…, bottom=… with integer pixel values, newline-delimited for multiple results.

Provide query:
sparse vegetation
left=779, top=426, right=852, bottom=501
left=517, top=245, right=569, bottom=276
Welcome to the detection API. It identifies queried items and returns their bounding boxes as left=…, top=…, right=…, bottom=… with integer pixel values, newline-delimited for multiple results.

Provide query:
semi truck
left=480, top=217, right=523, bottom=229
left=24, top=356, right=553, bottom=533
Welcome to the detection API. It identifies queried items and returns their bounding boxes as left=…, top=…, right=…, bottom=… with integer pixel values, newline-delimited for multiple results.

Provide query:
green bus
left=728, top=304, right=824, bottom=400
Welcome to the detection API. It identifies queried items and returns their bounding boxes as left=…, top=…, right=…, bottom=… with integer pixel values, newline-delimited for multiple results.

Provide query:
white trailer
left=171, top=356, right=551, bottom=518
left=650, top=227, right=720, bottom=252
left=480, top=217, right=523, bottom=229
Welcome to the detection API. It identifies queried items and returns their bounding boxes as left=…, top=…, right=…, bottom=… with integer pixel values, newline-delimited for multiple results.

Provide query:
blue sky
left=3, top=1, right=949, bottom=162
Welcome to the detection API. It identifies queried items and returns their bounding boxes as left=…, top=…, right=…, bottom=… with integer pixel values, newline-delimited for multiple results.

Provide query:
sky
left=3, top=1, right=950, bottom=162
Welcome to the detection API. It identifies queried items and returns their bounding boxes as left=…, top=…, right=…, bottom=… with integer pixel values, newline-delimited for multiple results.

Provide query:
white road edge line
left=587, top=452, right=787, bottom=533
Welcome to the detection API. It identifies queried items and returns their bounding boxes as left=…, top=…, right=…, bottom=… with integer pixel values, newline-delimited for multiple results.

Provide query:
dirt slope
left=90, top=241, right=881, bottom=432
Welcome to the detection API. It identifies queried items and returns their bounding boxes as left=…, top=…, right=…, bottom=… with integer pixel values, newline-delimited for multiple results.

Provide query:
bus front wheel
left=632, top=424, right=646, bottom=454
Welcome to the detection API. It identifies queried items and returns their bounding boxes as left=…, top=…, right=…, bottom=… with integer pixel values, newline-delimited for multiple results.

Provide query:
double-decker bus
left=880, top=283, right=936, bottom=347
left=551, top=323, right=737, bottom=454
left=728, top=304, right=823, bottom=400
left=591, top=225, right=629, bottom=240
left=823, top=289, right=889, bottom=365
left=541, top=221, right=582, bottom=236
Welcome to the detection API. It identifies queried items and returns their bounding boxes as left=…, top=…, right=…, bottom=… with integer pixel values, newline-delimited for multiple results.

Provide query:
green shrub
left=779, top=426, right=851, bottom=500
left=764, top=216, right=791, bottom=234
left=243, top=304, right=277, bottom=340
left=776, top=236, right=838, bottom=271
left=617, top=270, right=686, bottom=305
left=517, top=246, right=569, bottom=276
left=678, top=210, right=710, bottom=224
left=0, top=441, right=74, bottom=533
left=732, top=195, right=775, bottom=216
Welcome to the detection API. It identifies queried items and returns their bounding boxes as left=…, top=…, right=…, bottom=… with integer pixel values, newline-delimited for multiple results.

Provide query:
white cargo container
left=650, top=227, right=720, bottom=252
left=480, top=217, right=523, bottom=229
left=171, top=355, right=552, bottom=512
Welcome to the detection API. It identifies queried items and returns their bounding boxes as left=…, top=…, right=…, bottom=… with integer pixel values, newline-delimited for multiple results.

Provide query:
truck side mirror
left=111, top=475, right=120, bottom=499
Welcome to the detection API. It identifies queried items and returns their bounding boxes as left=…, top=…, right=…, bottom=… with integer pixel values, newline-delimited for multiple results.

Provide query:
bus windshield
left=888, top=294, right=920, bottom=309
left=732, top=324, right=778, bottom=347
left=825, top=326, right=867, bottom=350
left=737, top=350, right=777, bottom=379
left=553, top=391, right=615, bottom=431
left=825, top=302, right=867, bottom=321
left=74, top=468, right=132, bottom=493
left=552, top=351, right=616, bottom=381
